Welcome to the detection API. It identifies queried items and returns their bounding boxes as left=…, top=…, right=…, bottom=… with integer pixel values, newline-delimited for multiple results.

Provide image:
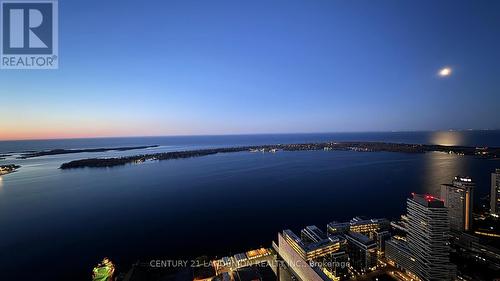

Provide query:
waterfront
left=0, top=131, right=499, bottom=280
left=59, top=141, right=500, bottom=169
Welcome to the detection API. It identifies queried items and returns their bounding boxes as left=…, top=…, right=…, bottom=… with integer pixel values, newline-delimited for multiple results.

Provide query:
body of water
left=0, top=131, right=499, bottom=280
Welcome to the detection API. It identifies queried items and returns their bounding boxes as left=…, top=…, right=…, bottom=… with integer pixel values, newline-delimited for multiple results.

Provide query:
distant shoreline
left=0, top=164, right=21, bottom=176
left=18, top=145, right=159, bottom=159
left=0, top=154, right=11, bottom=160
left=59, top=142, right=500, bottom=170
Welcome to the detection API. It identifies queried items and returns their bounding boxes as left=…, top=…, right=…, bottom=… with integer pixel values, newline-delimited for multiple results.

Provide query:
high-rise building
left=277, top=231, right=327, bottom=281
left=373, top=229, right=391, bottom=254
left=385, top=238, right=415, bottom=274
left=406, top=194, right=455, bottom=281
left=277, top=228, right=348, bottom=281
left=324, top=251, right=349, bottom=281
left=491, top=169, right=500, bottom=215
left=440, top=176, right=474, bottom=232
left=345, top=231, right=377, bottom=274
left=282, top=229, right=343, bottom=261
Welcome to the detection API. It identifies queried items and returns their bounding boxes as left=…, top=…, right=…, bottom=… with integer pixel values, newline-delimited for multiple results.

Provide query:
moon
left=438, top=67, right=452, bottom=77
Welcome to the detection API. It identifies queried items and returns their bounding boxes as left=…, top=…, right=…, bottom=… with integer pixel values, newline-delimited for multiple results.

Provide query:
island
left=18, top=145, right=159, bottom=159
left=59, top=142, right=500, bottom=169
left=0, top=164, right=21, bottom=175
left=0, top=154, right=11, bottom=160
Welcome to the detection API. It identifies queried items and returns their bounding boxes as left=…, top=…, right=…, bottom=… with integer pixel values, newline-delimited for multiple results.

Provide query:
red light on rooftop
left=411, top=193, right=442, bottom=202
left=423, top=194, right=442, bottom=202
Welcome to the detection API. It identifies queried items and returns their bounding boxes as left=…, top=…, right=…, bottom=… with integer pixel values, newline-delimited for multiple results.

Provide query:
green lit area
left=92, top=258, right=115, bottom=281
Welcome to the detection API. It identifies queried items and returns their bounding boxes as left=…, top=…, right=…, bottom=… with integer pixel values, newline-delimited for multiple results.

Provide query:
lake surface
left=0, top=131, right=499, bottom=281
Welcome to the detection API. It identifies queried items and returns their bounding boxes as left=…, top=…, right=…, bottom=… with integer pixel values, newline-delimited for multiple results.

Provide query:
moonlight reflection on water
left=431, top=131, right=464, bottom=146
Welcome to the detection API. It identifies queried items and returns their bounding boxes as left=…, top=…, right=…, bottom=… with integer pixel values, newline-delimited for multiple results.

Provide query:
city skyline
left=1, top=1, right=499, bottom=280
left=1, top=0, right=500, bottom=140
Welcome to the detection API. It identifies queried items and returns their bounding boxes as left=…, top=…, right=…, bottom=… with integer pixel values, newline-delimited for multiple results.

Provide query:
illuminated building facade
left=344, top=232, right=377, bottom=274
left=322, top=251, right=349, bottom=281
left=491, top=169, right=500, bottom=215
left=277, top=228, right=348, bottom=281
left=277, top=232, right=332, bottom=281
left=327, top=217, right=389, bottom=237
left=440, top=176, right=474, bottom=232
left=407, top=194, right=455, bottom=281
left=385, top=239, right=415, bottom=273
left=282, top=229, right=343, bottom=261
left=245, top=248, right=270, bottom=260
left=454, top=232, right=500, bottom=271
left=373, top=230, right=391, bottom=254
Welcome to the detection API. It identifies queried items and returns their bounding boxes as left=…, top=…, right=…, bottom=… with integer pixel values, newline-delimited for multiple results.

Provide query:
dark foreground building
left=387, top=194, right=456, bottom=281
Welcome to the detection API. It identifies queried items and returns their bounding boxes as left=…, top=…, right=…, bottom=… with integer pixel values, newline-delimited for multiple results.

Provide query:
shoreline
left=0, top=164, right=21, bottom=176
left=59, top=141, right=500, bottom=169
left=18, top=145, right=159, bottom=159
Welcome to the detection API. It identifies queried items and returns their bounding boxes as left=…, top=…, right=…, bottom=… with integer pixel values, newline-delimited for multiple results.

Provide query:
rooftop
left=346, top=231, right=374, bottom=245
left=410, top=193, right=445, bottom=208
left=283, top=229, right=343, bottom=253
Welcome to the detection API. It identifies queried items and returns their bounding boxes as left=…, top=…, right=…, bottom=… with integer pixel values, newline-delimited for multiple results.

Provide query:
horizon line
left=1, top=128, right=498, bottom=142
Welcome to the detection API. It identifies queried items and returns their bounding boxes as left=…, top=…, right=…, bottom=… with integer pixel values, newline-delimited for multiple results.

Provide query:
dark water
left=0, top=131, right=499, bottom=281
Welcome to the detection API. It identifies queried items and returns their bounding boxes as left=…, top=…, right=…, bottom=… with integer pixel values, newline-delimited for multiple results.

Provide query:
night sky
left=1, top=0, right=499, bottom=140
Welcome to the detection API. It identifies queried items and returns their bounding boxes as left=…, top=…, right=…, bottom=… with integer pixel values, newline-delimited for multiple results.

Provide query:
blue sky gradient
left=1, top=0, right=499, bottom=140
